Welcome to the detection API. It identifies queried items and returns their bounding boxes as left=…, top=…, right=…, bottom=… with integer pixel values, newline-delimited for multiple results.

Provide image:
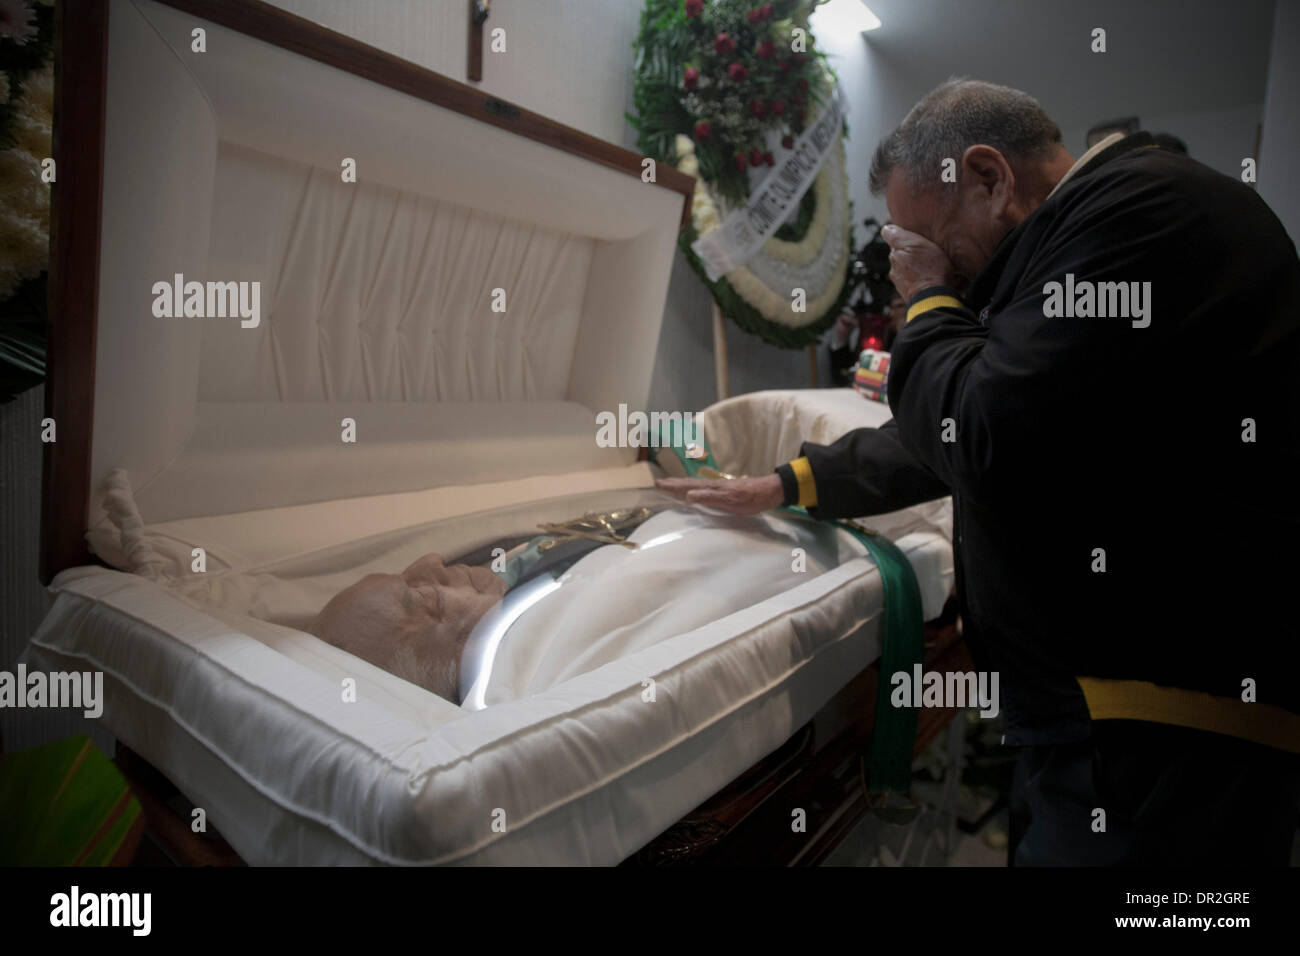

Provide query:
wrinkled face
left=884, top=154, right=1025, bottom=290
left=313, top=553, right=507, bottom=702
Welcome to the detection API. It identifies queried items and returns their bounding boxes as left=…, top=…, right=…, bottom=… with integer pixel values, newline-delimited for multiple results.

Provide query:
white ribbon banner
left=691, top=84, right=847, bottom=282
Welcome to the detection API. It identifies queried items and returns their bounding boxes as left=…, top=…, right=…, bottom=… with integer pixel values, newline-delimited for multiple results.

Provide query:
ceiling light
left=811, top=0, right=882, bottom=34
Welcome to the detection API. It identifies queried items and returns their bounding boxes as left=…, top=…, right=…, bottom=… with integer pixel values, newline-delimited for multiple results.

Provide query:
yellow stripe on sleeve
left=789, top=456, right=818, bottom=510
left=906, top=294, right=964, bottom=323
left=1077, top=677, right=1300, bottom=754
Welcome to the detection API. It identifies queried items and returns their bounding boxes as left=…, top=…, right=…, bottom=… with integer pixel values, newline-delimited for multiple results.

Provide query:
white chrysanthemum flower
left=0, top=0, right=37, bottom=44
left=10, top=60, right=53, bottom=159
left=0, top=146, right=46, bottom=213
left=718, top=140, right=851, bottom=326
left=0, top=146, right=48, bottom=299
left=0, top=206, right=47, bottom=299
left=16, top=57, right=51, bottom=114
left=0, top=56, right=53, bottom=301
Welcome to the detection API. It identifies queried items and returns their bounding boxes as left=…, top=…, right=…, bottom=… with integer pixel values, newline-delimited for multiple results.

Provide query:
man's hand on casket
left=654, top=474, right=784, bottom=515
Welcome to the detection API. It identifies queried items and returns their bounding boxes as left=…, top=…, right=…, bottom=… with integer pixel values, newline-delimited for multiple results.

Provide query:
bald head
left=870, top=77, right=1067, bottom=199
left=312, top=553, right=507, bottom=702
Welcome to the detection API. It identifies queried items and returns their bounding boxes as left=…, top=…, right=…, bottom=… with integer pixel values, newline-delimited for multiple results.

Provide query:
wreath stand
left=712, top=304, right=730, bottom=400
left=711, top=303, right=820, bottom=402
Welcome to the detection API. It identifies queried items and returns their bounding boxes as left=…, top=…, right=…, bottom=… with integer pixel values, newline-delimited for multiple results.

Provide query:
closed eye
left=408, top=584, right=443, bottom=618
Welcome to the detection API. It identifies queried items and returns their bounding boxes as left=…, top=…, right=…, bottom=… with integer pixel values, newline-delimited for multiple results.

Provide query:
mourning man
left=659, top=78, right=1300, bottom=866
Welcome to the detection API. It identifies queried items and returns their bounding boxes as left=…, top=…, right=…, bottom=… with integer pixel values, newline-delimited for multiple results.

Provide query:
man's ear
left=961, top=145, right=1016, bottom=218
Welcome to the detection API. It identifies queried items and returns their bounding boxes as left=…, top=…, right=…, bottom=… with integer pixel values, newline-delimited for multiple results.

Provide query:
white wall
left=264, top=0, right=640, bottom=144
left=1059, top=103, right=1262, bottom=179
left=859, top=0, right=1273, bottom=197
left=817, top=26, right=925, bottom=228
left=1259, top=0, right=1300, bottom=242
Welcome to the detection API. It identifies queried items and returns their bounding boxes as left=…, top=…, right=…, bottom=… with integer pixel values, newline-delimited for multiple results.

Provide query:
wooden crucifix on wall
left=467, top=0, right=491, bottom=82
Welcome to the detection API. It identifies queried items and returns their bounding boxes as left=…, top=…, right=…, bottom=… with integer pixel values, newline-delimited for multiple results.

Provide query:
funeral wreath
left=629, top=0, right=853, bottom=348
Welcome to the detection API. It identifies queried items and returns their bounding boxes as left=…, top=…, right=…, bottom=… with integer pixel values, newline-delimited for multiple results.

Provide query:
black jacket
left=779, top=134, right=1300, bottom=745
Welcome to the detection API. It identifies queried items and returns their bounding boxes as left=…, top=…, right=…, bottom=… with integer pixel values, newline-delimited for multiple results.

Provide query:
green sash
left=829, top=519, right=925, bottom=804
left=652, top=423, right=924, bottom=807
left=649, top=417, right=721, bottom=478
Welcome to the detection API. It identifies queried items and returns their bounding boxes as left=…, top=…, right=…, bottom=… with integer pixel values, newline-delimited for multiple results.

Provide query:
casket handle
left=483, top=97, right=520, bottom=121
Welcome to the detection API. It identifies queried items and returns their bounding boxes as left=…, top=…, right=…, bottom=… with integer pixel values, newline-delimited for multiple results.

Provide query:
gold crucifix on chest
left=535, top=507, right=653, bottom=551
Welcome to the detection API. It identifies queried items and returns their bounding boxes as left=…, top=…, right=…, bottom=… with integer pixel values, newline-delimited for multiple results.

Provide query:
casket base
left=110, top=602, right=967, bottom=867
left=113, top=746, right=247, bottom=867
left=625, top=599, right=969, bottom=866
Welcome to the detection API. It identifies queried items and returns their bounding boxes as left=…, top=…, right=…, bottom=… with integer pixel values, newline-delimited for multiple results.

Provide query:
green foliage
left=628, top=0, right=835, bottom=206
left=773, top=186, right=816, bottom=242
left=627, top=0, right=695, bottom=167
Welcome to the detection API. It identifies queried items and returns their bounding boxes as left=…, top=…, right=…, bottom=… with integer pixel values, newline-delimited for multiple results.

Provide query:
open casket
left=31, top=0, right=959, bottom=865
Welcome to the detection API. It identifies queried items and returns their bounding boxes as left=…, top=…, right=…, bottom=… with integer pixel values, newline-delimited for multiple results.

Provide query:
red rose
left=683, top=67, right=699, bottom=90
left=778, top=58, right=793, bottom=73
left=749, top=147, right=763, bottom=166
left=727, top=62, right=749, bottom=82
left=748, top=98, right=766, bottom=118
left=684, top=0, right=704, bottom=18
left=764, top=151, right=775, bottom=166
left=734, top=153, right=748, bottom=172
left=714, top=32, right=735, bottom=55
left=781, top=134, right=794, bottom=149
left=762, top=2, right=774, bottom=20
left=756, top=40, right=775, bottom=59
left=771, top=99, right=786, bottom=115
left=747, top=8, right=762, bottom=24
left=694, top=120, right=712, bottom=141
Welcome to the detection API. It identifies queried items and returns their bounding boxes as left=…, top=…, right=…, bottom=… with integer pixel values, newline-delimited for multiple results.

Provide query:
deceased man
left=312, top=552, right=508, bottom=704
left=310, top=503, right=871, bottom=707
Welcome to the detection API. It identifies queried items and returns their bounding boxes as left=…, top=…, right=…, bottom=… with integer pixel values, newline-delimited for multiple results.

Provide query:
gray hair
left=868, top=77, right=1062, bottom=197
